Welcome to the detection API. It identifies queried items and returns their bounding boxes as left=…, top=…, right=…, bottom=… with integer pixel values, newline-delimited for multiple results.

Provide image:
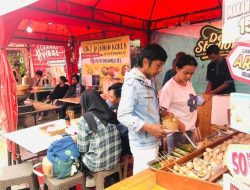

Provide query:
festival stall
left=107, top=0, right=250, bottom=189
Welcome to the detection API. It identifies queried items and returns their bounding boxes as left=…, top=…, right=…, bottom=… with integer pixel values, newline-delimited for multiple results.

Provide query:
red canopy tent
left=5, top=0, right=223, bottom=82
left=0, top=0, right=223, bottom=162
left=9, top=0, right=222, bottom=44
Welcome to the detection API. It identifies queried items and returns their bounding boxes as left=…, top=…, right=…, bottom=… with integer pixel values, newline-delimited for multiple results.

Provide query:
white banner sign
left=226, top=43, right=250, bottom=84
left=230, top=93, right=250, bottom=134
left=223, top=0, right=250, bottom=43
left=224, top=144, right=250, bottom=186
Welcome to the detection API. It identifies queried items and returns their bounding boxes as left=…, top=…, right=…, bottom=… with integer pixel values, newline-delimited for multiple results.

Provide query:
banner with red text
left=30, top=45, right=67, bottom=84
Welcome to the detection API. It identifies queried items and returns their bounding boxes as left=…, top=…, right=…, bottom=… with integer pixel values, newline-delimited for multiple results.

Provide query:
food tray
left=170, top=156, right=225, bottom=181
left=160, top=131, right=237, bottom=172
left=160, top=131, right=246, bottom=188
left=148, top=145, right=194, bottom=171
left=40, top=124, right=65, bottom=136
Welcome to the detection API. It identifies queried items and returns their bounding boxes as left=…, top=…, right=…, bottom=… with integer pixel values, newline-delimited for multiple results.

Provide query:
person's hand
left=143, top=124, right=167, bottom=138
left=160, top=107, right=174, bottom=118
left=178, top=120, right=186, bottom=133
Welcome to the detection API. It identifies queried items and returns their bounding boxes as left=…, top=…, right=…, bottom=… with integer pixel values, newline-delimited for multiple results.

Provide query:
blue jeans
left=166, top=130, right=195, bottom=155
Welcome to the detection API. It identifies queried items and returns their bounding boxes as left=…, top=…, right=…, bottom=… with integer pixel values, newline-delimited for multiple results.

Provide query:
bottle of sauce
left=65, top=115, right=71, bottom=128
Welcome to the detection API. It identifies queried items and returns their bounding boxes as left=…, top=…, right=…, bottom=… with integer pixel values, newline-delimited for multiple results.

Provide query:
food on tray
left=153, top=162, right=161, bottom=169
left=174, top=148, right=189, bottom=156
left=167, top=133, right=250, bottom=183
left=150, top=155, right=176, bottom=170
left=196, top=141, right=205, bottom=149
left=170, top=145, right=195, bottom=158
left=171, top=151, right=182, bottom=158
left=173, top=158, right=212, bottom=180
left=178, top=144, right=195, bottom=153
left=162, top=116, right=178, bottom=130
left=202, top=132, right=250, bottom=168
left=198, top=139, right=211, bottom=148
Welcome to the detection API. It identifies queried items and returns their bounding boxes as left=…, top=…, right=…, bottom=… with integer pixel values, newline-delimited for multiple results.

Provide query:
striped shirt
left=77, top=114, right=121, bottom=172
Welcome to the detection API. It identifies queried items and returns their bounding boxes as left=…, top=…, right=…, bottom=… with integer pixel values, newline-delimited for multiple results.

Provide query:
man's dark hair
left=206, top=45, right=220, bottom=55
left=72, top=74, right=80, bottom=82
left=35, top=70, right=43, bottom=77
left=108, top=82, right=123, bottom=98
left=176, top=54, right=198, bottom=69
left=137, top=44, right=168, bottom=68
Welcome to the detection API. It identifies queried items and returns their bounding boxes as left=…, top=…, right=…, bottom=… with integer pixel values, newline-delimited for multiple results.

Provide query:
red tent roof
left=5, top=0, right=222, bottom=46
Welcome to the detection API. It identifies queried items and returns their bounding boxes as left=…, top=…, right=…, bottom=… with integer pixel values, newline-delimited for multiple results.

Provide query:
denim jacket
left=117, top=68, right=160, bottom=149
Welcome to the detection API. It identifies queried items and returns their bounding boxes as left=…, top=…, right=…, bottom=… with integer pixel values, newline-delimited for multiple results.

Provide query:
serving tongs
left=183, top=132, right=197, bottom=149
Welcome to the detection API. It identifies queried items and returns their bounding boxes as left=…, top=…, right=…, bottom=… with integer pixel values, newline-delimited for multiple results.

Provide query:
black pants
left=120, top=134, right=132, bottom=156
left=59, top=102, right=76, bottom=119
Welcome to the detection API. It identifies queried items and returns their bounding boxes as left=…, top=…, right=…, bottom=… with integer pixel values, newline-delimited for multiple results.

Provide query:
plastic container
left=163, top=117, right=179, bottom=131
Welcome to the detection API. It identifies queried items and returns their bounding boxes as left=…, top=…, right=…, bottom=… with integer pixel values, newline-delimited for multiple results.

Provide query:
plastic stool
left=43, top=172, right=85, bottom=190
left=87, top=164, right=122, bottom=190
left=0, top=162, right=39, bottom=190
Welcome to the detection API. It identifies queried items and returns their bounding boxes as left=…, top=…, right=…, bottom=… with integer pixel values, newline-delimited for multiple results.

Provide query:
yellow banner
left=81, top=36, right=130, bottom=93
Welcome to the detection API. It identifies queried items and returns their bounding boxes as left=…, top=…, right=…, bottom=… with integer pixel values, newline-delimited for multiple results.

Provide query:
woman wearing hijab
left=77, top=90, right=121, bottom=173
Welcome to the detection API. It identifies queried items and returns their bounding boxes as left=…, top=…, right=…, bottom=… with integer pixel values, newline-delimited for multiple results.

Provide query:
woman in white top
left=159, top=54, right=198, bottom=154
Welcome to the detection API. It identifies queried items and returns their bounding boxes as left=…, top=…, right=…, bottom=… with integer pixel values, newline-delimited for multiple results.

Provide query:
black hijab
left=80, top=89, right=119, bottom=133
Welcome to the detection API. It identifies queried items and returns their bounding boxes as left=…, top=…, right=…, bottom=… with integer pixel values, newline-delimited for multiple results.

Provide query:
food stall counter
left=105, top=169, right=159, bottom=190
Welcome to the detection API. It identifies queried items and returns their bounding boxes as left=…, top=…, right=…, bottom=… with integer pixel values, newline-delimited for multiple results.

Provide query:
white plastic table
left=4, top=119, right=79, bottom=164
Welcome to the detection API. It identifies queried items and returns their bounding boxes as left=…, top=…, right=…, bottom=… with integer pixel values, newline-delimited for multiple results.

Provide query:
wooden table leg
left=8, top=151, right=12, bottom=166
left=34, top=114, right=37, bottom=125
left=16, top=144, right=22, bottom=164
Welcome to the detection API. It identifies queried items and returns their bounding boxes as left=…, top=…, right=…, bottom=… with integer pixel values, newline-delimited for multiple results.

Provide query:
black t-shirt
left=49, top=84, right=69, bottom=100
left=206, top=57, right=236, bottom=94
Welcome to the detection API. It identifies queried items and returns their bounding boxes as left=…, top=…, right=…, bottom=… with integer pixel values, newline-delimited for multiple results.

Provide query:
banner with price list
left=223, top=0, right=250, bottom=43
left=224, top=144, right=250, bottom=185
left=81, top=36, right=130, bottom=92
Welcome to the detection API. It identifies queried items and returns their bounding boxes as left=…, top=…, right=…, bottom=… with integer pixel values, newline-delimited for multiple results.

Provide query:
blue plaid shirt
left=77, top=114, right=121, bottom=172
